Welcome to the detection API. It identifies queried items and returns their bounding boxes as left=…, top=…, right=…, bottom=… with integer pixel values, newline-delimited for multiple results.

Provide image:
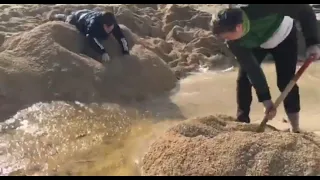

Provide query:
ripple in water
left=0, top=101, right=178, bottom=176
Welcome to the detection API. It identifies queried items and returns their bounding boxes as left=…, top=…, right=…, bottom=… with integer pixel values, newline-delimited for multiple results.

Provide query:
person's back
left=67, top=10, right=106, bottom=38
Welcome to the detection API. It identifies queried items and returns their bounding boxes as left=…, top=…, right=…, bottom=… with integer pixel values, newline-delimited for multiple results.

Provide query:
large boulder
left=142, top=115, right=320, bottom=176
left=0, top=21, right=177, bottom=121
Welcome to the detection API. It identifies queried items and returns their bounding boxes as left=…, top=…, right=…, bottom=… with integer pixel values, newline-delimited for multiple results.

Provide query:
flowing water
left=1, top=63, right=320, bottom=176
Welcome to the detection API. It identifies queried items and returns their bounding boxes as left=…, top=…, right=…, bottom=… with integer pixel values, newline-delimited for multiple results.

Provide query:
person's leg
left=270, top=25, right=300, bottom=132
left=236, top=48, right=268, bottom=123
left=65, top=12, right=77, bottom=25
left=51, top=11, right=76, bottom=25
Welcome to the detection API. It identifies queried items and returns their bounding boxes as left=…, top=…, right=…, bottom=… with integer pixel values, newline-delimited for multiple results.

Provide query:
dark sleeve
left=86, top=34, right=106, bottom=55
left=86, top=19, right=106, bottom=55
left=227, top=41, right=271, bottom=102
left=250, top=4, right=320, bottom=47
left=112, top=24, right=129, bottom=54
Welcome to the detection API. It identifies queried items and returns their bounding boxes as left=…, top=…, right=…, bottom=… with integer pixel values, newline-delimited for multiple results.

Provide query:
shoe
left=236, top=110, right=250, bottom=123
left=287, top=112, right=300, bottom=133
left=53, top=14, right=67, bottom=21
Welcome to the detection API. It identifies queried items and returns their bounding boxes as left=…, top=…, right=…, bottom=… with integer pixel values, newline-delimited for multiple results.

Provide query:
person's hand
left=101, top=53, right=110, bottom=63
left=262, top=100, right=277, bottom=120
left=306, top=44, right=320, bottom=60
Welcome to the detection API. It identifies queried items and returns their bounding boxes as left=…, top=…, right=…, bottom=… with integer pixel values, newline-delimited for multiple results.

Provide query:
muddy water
left=0, top=102, right=179, bottom=176
left=1, top=63, right=320, bottom=176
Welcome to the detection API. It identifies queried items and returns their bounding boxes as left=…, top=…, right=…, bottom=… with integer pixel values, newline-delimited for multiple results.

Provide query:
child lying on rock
left=53, top=9, right=130, bottom=63
left=211, top=4, right=320, bottom=133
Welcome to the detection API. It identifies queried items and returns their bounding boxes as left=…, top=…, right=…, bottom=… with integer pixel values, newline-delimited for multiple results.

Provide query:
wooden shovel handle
left=256, top=56, right=315, bottom=132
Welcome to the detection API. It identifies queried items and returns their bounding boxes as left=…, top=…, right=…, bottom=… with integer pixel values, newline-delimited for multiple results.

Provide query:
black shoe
left=236, top=110, right=250, bottom=123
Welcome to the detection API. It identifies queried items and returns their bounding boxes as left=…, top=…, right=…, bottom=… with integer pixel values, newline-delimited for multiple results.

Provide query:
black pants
left=237, top=25, right=300, bottom=123
left=65, top=10, right=89, bottom=32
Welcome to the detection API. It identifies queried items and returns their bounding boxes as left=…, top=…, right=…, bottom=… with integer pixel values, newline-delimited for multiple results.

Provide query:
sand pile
left=142, top=115, right=320, bottom=176
left=0, top=20, right=177, bottom=121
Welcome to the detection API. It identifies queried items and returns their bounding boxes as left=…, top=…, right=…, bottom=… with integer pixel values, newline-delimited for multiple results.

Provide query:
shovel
left=256, top=56, right=315, bottom=132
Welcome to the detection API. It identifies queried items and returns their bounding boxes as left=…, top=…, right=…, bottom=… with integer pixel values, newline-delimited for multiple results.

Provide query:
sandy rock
left=162, top=4, right=212, bottom=34
left=137, top=37, right=173, bottom=63
left=115, top=6, right=164, bottom=38
left=166, top=25, right=194, bottom=43
left=0, top=4, right=237, bottom=80
left=0, top=21, right=177, bottom=121
left=0, top=4, right=238, bottom=116
left=142, top=115, right=320, bottom=176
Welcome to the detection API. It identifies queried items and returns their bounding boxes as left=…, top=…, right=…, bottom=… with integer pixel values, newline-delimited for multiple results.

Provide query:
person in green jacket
left=211, top=4, right=320, bottom=133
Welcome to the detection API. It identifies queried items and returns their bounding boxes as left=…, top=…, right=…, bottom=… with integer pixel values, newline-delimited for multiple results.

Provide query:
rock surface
left=0, top=21, right=177, bottom=121
left=1, top=4, right=235, bottom=77
left=142, top=115, right=320, bottom=176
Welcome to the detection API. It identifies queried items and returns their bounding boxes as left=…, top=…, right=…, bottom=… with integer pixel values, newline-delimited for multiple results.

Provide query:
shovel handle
left=256, top=56, right=315, bottom=132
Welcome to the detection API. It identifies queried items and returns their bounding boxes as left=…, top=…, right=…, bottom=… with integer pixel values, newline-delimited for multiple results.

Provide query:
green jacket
left=227, top=4, right=319, bottom=102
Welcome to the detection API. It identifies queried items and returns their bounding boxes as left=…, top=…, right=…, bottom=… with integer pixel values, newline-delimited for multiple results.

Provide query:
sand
left=142, top=115, right=320, bottom=176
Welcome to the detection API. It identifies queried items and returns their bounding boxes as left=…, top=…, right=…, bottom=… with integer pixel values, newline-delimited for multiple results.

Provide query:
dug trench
left=0, top=4, right=320, bottom=176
